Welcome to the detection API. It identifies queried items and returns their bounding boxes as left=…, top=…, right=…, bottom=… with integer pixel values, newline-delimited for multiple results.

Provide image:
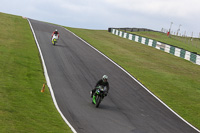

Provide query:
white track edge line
left=27, top=19, right=77, bottom=133
left=64, top=27, right=200, bottom=133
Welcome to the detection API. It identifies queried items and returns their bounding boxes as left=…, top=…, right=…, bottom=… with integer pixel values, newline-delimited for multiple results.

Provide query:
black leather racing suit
left=91, top=79, right=109, bottom=96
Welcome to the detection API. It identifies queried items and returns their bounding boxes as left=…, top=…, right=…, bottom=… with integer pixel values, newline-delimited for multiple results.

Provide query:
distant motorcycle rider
left=90, top=75, right=109, bottom=98
left=51, top=29, right=59, bottom=39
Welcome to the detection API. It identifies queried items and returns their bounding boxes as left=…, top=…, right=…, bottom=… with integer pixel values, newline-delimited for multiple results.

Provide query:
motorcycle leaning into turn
left=52, top=34, right=59, bottom=45
left=91, top=85, right=108, bottom=108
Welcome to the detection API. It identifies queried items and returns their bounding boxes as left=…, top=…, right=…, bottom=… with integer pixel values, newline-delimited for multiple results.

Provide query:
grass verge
left=0, top=12, right=72, bottom=133
left=128, top=31, right=200, bottom=54
left=66, top=27, right=200, bottom=130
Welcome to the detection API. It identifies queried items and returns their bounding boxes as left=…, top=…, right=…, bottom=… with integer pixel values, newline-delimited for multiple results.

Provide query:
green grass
left=1, top=11, right=199, bottom=132
left=128, top=31, right=200, bottom=54
left=66, top=27, right=200, bottom=130
left=0, top=12, right=72, bottom=133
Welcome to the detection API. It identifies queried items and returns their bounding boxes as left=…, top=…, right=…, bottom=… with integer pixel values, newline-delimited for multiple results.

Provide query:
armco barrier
left=109, top=28, right=200, bottom=65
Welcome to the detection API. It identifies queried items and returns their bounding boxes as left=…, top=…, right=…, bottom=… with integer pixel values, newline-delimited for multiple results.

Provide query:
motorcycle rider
left=51, top=29, right=59, bottom=40
left=90, top=75, right=109, bottom=98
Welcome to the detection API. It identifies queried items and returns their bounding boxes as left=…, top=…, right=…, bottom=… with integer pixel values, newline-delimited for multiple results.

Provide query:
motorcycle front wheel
left=95, top=95, right=102, bottom=108
left=53, top=39, right=56, bottom=45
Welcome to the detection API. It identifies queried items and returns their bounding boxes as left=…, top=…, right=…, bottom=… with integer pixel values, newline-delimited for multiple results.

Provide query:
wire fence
left=161, top=28, right=200, bottom=50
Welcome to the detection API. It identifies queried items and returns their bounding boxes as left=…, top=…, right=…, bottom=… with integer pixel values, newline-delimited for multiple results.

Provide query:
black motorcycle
left=92, top=86, right=107, bottom=108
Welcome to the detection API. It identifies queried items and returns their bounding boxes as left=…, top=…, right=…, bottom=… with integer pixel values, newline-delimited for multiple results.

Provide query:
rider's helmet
left=55, top=29, right=58, bottom=32
left=102, top=75, right=108, bottom=82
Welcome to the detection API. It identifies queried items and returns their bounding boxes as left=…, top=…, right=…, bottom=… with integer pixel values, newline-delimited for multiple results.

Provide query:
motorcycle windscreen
left=53, top=34, right=58, bottom=39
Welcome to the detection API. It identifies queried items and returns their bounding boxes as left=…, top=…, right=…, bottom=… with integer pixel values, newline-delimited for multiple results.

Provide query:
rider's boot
left=90, top=88, right=96, bottom=98
left=90, top=91, right=93, bottom=98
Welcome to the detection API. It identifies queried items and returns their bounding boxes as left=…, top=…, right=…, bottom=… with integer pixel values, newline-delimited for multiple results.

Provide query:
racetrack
left=29, top=19, right=199, bottom=133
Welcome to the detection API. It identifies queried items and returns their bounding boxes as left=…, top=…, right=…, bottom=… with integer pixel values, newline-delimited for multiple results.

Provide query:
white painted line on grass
left=64, top=27, right=200, bottom=133
left=27, top=19, right=77, bottom=133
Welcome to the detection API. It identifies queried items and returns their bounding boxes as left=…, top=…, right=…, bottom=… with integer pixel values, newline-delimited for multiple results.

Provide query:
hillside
left=66, top=27, right=200, bottom=130
left=0, top=11, right=199, bottom=132
left=129, top=30, right=200, bottom=54
left=0, top=12, right=72, bottom=133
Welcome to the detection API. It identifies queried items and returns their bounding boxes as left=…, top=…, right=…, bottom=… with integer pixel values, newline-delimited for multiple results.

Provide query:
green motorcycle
left=92, top=86, right=107, bottom=108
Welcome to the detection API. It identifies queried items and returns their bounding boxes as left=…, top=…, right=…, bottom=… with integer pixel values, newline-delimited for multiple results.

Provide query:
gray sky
left=1, top=0, right=200, bottom=37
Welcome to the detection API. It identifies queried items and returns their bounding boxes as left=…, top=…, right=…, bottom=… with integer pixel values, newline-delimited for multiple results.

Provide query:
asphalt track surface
left=29, top=19, right=199, bottom=133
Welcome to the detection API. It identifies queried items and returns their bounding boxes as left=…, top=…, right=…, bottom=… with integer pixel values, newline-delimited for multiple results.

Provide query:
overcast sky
left=1, top=0, right=200, bottom=37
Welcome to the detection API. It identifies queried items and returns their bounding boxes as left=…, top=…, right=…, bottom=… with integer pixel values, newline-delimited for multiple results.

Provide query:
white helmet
left=55, top=29, right=58, bottom=31
left=102, top=75, right=108, bottom=80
